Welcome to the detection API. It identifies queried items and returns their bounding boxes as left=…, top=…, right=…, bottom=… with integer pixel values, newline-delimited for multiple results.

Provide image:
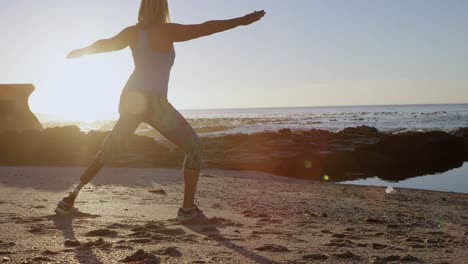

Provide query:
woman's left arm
left=67, top=26, right=134, bottom=59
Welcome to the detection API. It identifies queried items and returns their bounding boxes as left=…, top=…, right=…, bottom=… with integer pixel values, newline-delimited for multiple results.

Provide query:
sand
left=0, top=166, right=467, bottom=263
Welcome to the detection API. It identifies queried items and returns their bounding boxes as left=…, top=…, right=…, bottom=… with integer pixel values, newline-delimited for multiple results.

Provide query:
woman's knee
left=183, top=137, right=203, bottom=170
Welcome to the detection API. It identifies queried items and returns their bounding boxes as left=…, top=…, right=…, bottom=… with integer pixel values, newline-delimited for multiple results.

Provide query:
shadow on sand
left=178, top=218, right=278, bottom=264
left=51, top=212, right=103, bottom=264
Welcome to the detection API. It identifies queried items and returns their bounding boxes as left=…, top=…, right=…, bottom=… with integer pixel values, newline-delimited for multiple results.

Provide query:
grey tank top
left=124, top=28, right=175, bottom=97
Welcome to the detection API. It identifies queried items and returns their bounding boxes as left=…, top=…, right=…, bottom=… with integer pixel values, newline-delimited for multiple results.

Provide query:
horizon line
left=35, top=102, right=468, bottom=123
left=178, top=102, right=468, bottom=112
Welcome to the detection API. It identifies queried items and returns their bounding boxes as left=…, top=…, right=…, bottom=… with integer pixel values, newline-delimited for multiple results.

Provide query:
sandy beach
left=0, top=166, right=466, bottom=263
left=2, top=0, right=468, bottom=263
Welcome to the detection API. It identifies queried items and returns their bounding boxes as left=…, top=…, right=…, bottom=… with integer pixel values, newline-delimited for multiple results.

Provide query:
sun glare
left=31, top=47, right=132, bottom=122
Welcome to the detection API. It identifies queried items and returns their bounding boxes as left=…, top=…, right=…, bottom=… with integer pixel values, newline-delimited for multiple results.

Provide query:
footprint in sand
left=106, top=223, right=131, bottom=229
left=80, top=238, right=112, bottom=249
left=302, top=253, right=329, bottom=260
left=114, top=245, right=134, bottom=250
left=157, top=246, right=182, bottom=257
left=332, top=251, right=361, bottom=260
left=64, top=240, right=80, bottom=247
left=121, top=249, right=160, bottom=263
left=148, top=188, right=166, bottom=195
left=211, top=203, right=222, bottom=209
left=201, top=226, right=218, bottom=232
left=331, top=233, right=347, bottom=238
left=29, top=256, right=54, bottom=262
left=255, top=244, right=290, bottom=252
left=28, top=223, right=52, bottom=235
left=85, top=228, right=118, bottom=237
left=365, top=217, right=387, bottom=224
left=42, top=250, right=59, bottom=256
left=371, top=243, right=388, bottom=250
left=326, top=239, right=357, bottom=248
left=129, top=238, right=152, bottom=243
left=204, top=234, right=225, bottom=241
left=372, top=254, right=420, bottom=262
left=0, top=241, right=16, bottom=249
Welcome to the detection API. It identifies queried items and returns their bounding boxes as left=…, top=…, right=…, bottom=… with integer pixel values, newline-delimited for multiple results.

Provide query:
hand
left=240, top=10, right=266, bottom=26
left=66, top=49, right=85, bottom=59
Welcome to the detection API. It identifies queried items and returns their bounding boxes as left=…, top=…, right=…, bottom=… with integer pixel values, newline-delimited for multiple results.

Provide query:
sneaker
left=176, top=205, right=206, bottom=223
left=54, top=193, right=77, bottom=215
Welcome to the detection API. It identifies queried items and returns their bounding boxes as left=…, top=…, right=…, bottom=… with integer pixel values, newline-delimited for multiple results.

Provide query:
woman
left=55, top=0, right=265, bottom=222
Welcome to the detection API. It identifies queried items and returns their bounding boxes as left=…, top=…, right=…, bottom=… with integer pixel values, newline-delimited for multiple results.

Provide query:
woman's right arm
left=163, top=10, right=266, bottom=42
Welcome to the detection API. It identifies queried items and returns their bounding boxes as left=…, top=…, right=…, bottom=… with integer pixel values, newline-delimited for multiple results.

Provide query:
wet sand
left=0, top=167, right=467, bottom=263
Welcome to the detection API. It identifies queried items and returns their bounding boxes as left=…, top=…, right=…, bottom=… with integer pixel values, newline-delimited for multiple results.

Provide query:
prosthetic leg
left=54, top=152, right=104, bottom=215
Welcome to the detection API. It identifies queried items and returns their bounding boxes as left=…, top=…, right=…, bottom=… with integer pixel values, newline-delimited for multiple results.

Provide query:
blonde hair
left=138, top=0, right=171, bottom=27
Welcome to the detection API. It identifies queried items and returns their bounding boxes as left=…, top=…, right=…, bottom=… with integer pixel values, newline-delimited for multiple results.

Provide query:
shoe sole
left=176, top=214, right=194, bottom=223
left=54, top=207, right=72, bottom=215
left=54, top=200, right=73, bottom=215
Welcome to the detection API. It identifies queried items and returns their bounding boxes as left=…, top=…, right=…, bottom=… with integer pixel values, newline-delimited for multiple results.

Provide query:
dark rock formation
left=0, top=125, right=467, bottom=183
left=0, top=84, right=42, bottom=132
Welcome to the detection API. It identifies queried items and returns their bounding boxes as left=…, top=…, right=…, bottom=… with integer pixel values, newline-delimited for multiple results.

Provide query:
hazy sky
left=1, top=0, right=468, bottom=121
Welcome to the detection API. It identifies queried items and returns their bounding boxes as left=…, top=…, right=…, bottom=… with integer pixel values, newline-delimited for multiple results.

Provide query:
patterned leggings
left=98, top=89, right=203, bottom=170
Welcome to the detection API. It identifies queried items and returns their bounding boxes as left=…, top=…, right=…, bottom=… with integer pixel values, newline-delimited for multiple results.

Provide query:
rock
left=450, top=127, right=468, bottom=138
left=278, top=128, right=293, bottom=138
left=339, top=126, right=379, bottom=136
left=0, top=84, right=43, bottom=132
left=0, top=126, right=467, bottom=183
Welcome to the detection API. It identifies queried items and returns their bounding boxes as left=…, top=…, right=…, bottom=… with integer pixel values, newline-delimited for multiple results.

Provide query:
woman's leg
left=81, top=114, right=142, bottom=184
left=55, top=114, right=141, bottom=214
left=144, top=97, right=203, bottom=209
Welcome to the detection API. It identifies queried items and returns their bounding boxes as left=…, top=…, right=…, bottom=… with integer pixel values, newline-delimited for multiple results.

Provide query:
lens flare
left=304, top=160, right=312, bottom=169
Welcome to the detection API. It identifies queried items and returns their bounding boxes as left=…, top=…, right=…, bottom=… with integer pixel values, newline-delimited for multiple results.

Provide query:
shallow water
left=340, top=162, right=468, bottom=194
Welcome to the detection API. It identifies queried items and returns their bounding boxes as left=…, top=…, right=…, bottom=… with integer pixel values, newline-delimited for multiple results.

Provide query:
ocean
left=43, top=103, right=468, bottom=135
left=182, top=103, right=468, bottom=135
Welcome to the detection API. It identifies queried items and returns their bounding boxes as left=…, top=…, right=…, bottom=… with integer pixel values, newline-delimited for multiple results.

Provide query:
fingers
left=251, top=10, right=266, bottom=17
left=66, top=49, right=81, bottom=59
left=243, top=10, right=266, bottom=25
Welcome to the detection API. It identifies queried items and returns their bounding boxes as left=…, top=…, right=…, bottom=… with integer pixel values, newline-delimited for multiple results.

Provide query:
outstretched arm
left=67, top=27, right=134, bottom=59
left=163, top=10, right=266, bottom=42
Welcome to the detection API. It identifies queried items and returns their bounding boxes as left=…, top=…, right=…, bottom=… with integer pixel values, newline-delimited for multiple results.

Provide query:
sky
left=1, top=0, right=468, bottom=121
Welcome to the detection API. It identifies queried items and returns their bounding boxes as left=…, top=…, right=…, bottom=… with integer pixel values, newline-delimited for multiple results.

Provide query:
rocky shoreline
left=0, top=126, right=467, bottom=182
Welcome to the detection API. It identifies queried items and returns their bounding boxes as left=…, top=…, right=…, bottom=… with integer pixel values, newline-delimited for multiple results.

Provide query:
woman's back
left=125, top=27, right=176, bottom=97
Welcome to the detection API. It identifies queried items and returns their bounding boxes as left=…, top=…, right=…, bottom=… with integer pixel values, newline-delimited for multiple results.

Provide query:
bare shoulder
left=156, top=23, right=188, bottom=34
left=123, top=25, right=140, bottom=35
left=122, top=25, right=140, bottom=47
